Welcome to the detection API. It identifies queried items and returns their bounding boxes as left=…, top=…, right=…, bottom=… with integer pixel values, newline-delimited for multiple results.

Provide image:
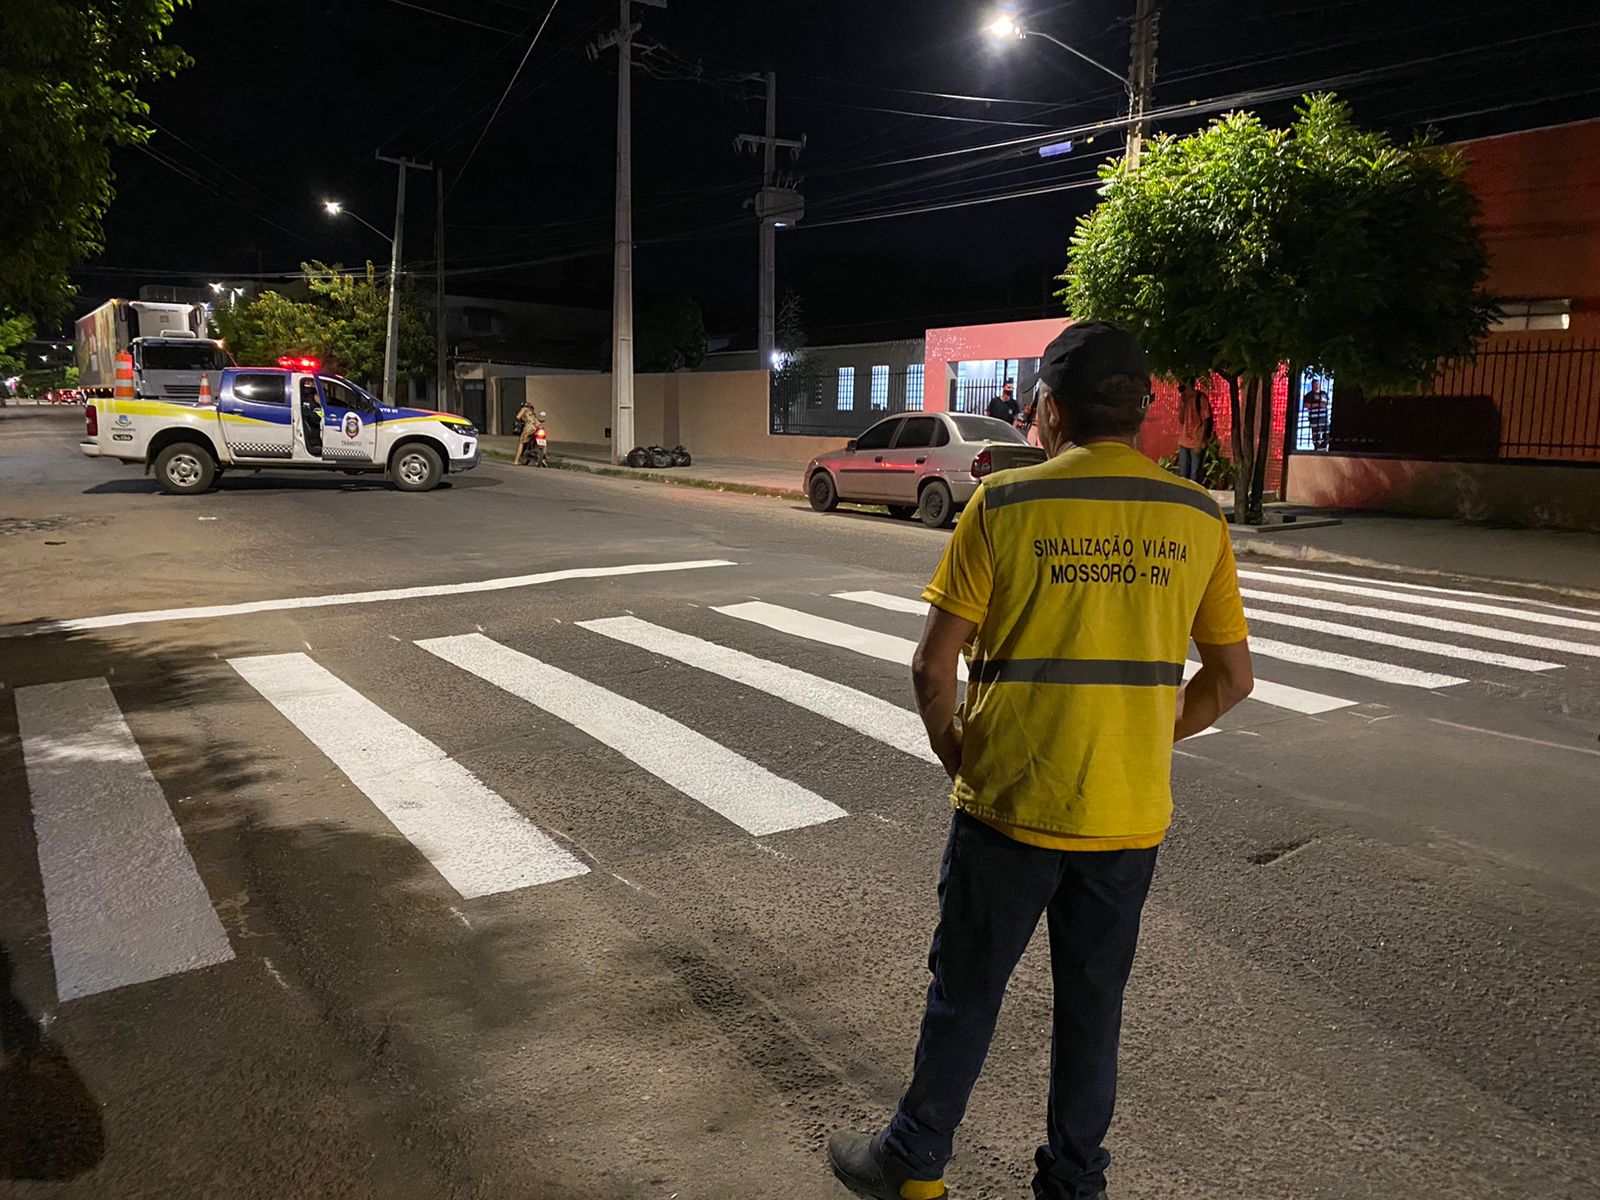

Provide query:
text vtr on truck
left=81, top=354, right=479, bottom=494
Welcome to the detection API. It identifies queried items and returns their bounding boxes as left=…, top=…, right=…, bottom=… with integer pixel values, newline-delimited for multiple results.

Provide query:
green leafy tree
left=0, top=313, right=34, bottom=378
left=634, top=294, right=708, bottom=373
left=213, top=261, right=432, bottom=394
left=1063, top=95, right=1491, bottom=522
left=0, top=0, right=192, bottom=324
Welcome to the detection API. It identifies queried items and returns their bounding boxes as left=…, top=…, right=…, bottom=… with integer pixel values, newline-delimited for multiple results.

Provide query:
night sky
left=75, top=0, right=1600, bottom=348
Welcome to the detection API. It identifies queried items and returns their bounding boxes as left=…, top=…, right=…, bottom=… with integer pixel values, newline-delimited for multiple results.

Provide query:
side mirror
left=845, top=439, right=857, bottom=451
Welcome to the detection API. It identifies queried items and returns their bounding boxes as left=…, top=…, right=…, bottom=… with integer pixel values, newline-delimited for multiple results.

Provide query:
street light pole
left=435, top=169, right=448, bottom=414
left=373, top=152, right=433, bottom=406
left=1124, top=0, right=1159, bottom=169
left=593, top=0, right=666, bottom=464
left=987, top=7, right=1159, bottom=168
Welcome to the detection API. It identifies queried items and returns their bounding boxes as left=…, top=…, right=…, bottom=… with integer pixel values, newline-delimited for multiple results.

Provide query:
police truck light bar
left=278, top=355, right=320, bottom=371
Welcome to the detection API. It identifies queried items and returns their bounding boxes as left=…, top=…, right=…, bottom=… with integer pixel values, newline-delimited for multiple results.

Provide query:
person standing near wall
left=1303, top=377, right=1331, bottom=451
left=986, top=379, right=1019, bottom=425
left=827, top=322, right=1255, bottom=1200
left=1176, top=378, right=1214, bottom=483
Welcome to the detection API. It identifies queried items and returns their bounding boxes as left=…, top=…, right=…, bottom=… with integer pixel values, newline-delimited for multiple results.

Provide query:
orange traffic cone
left=113, top=351, right=135, bottom=403
left=198, top=371, right=213, bottom=406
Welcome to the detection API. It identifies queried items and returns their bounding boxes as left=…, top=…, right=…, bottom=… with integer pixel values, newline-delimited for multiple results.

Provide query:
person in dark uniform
left=986, top=379, right=1019, bottom=424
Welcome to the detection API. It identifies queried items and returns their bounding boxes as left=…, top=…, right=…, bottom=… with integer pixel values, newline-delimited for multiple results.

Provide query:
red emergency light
left=277, top=355, right=321, bottom=371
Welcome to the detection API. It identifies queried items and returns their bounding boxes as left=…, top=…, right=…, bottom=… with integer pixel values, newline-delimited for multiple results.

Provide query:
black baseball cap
left=1037, top=322, right=1151, bottom=404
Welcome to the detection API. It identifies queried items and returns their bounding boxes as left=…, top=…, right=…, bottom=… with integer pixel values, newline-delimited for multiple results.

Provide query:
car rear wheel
left=392, top=444, right=443, bottom=492
left=153, top=442, right=216, bottom=495
left=918, top=480, right=954, bottom=528
left=808, top=470, right=839, bottom=512
left=886, top=505, right=917, bottom=520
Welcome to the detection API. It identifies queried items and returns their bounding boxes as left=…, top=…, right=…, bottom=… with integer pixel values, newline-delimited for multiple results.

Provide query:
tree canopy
left=212, top=262, right=433, bottom=391
left=1063, top=94, right=1492, bottom=520
left=0, top=0, right=192, bottom=324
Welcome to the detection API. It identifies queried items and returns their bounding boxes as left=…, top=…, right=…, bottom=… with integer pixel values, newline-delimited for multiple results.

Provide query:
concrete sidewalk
left=481, top=436, right=809, bottom=495
left=482, top=435, right=1600, bottom=594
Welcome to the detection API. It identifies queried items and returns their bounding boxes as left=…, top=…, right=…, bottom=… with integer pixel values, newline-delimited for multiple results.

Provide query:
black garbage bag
left=646, top=445, right=674, bottom=469
left=625, top=446, right=650, bottom=468
left=670, top=445, right=692, bottom=467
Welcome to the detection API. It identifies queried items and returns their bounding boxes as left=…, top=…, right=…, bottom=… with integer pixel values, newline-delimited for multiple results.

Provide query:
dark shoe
left=827, top=1131, right=946, bottom=1200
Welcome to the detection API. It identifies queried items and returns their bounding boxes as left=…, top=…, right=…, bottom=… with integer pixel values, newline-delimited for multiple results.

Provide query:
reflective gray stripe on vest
left=969, top=658, right=1186, bottom=687
left=985, top=475, right=1222, bottom=518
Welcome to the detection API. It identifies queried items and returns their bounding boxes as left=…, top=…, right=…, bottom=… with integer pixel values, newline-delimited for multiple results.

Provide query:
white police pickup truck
left=80, top=357, right=478, bottom=494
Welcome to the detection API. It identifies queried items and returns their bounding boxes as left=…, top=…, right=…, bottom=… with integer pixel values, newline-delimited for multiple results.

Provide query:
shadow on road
left=82, top=474, right=500, bottom=497
left=0, top=946, right=105, bottom=1181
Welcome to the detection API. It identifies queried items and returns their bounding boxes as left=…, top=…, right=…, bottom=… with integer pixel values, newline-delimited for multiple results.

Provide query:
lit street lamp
left=322, top=199, right=393, bottom=245
left=985, top=12, right=1130, bottom=92
left=985, top=9, right=1150, bottom=166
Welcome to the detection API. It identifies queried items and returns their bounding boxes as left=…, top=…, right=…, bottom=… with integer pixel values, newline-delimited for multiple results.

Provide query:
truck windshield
left=141, top=344, right=229, bottom=371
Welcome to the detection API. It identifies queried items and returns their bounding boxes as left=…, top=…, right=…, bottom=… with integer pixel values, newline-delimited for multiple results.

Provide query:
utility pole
left=1124, top=0, right=1159, bottom=169
left=375, top=152, right=433, bottom=405
left=734, top=73, right=804, bottom=368
left=435, top=168, right=448, bottom=413
left=591, top=0, right=666, bottom=464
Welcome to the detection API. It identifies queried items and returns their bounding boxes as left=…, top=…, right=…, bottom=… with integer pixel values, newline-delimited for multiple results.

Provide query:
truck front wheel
left=154, top=442, right=217, bottom=495
left=391, top=444, right=443, bottom=492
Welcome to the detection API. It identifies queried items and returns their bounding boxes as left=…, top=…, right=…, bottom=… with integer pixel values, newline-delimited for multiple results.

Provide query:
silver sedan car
left=804, top=411, right=1048, bottom=527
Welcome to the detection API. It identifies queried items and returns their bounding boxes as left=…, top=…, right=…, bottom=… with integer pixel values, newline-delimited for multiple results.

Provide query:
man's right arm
left=1176, top=639, right=1252, bottom=740
left=1179, top=515, right=1253, bottom=739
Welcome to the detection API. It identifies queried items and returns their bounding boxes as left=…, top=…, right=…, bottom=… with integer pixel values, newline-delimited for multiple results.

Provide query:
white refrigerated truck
left=75, top=298, right=230, bottom=402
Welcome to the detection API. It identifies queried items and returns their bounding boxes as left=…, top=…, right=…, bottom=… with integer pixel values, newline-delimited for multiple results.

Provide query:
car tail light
left=85, top=404, right=98, bottom=437
left=971, top=447, right=993, bottom=479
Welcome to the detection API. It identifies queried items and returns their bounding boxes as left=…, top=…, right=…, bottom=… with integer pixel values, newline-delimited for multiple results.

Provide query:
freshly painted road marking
left=15, top=678, right=234, bottom=1001
left=577, top=615, right=938, bottom=764
left=417, top=633, right=846, bottom=836
left=1244, top=607, right=1560, bottom=672
left=1184, top=657, right=1353, bottom=715
left=1249, top=563, right=1600, bottom=617
left=1241, top=588, right=1600, bottom=660
left=714, top=601, right=968, bottom=681
left=1247, top=636, right=1465, bottom=689
left=230, top=653, right=588, bottom=898
left=0, top=559, right=737, bottom=639
left=834, top=590, right=926, bottom=615
left=1237, top=569, right=1600, bottom=635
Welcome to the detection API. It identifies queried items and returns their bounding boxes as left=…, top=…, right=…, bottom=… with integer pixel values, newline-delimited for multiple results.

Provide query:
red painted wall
left=1459, top=117, right=1600, bottom=335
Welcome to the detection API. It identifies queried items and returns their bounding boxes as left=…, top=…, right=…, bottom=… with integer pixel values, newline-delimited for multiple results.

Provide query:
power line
left=802, top=176, right=1106, bottom=230
left=449, top=0, right=562, bottom=195
left=370, top=0, right=523, bottom=37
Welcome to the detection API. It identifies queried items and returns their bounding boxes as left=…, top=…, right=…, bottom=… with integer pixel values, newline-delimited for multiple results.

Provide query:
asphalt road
left=2, top=406, right=1598, bottom=1200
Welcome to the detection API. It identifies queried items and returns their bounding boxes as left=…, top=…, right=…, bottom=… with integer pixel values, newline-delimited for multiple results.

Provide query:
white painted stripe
left=417, top=634, right=846, bottom=836
left=1184, top=657, right=1353, bottom=716
left=714, top=601, right=968, bottom=681
left=1250, top=563, right=1600, bottom=617
left=1248, top=636, right=1465, bottom=689
left=1244, top=607, right=1560, bottom=672
left=15, top=678, right=234, bottom=1001
left=834, top=590, right=926, bottom=615
left=577, top=615, right=938, bottom=764
left=0, top=559, right=736, bottom=639
left=1241, top=588, right=1600, bottom=659
left=1237, top=569, right=1600, bottom=634
left=229, top=654, right=587, bottom=898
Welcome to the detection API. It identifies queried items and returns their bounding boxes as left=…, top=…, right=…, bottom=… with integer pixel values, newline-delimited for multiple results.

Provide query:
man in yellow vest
left=829, top=323, right=1255, bottom=1200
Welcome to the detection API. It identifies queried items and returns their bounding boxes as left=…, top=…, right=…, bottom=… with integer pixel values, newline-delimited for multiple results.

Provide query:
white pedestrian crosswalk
left=7, top=563, right=1599, bottom=1004
left=230, top=652, right=589, bottom=899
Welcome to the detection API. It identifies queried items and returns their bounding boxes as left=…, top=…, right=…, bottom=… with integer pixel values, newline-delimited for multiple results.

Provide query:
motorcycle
left=517, top=423, right=550, bottom=467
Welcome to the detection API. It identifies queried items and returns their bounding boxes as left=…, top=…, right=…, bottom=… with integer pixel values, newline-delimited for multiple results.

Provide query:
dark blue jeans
left=882, top=812, right=1159, bottom=1200
left=1177, top=445, right=1203, bottom=482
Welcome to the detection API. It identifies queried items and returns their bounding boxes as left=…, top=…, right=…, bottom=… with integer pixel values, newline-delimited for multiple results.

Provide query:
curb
left=1231, top=536, right=1600, bottom=601
left=484, top=448, right=807, bottom=501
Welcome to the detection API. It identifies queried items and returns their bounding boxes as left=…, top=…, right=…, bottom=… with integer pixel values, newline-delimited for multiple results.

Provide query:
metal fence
left=770, top=365, right=923, bottom=438
left=1293, top=339, right=1599, bottom=463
